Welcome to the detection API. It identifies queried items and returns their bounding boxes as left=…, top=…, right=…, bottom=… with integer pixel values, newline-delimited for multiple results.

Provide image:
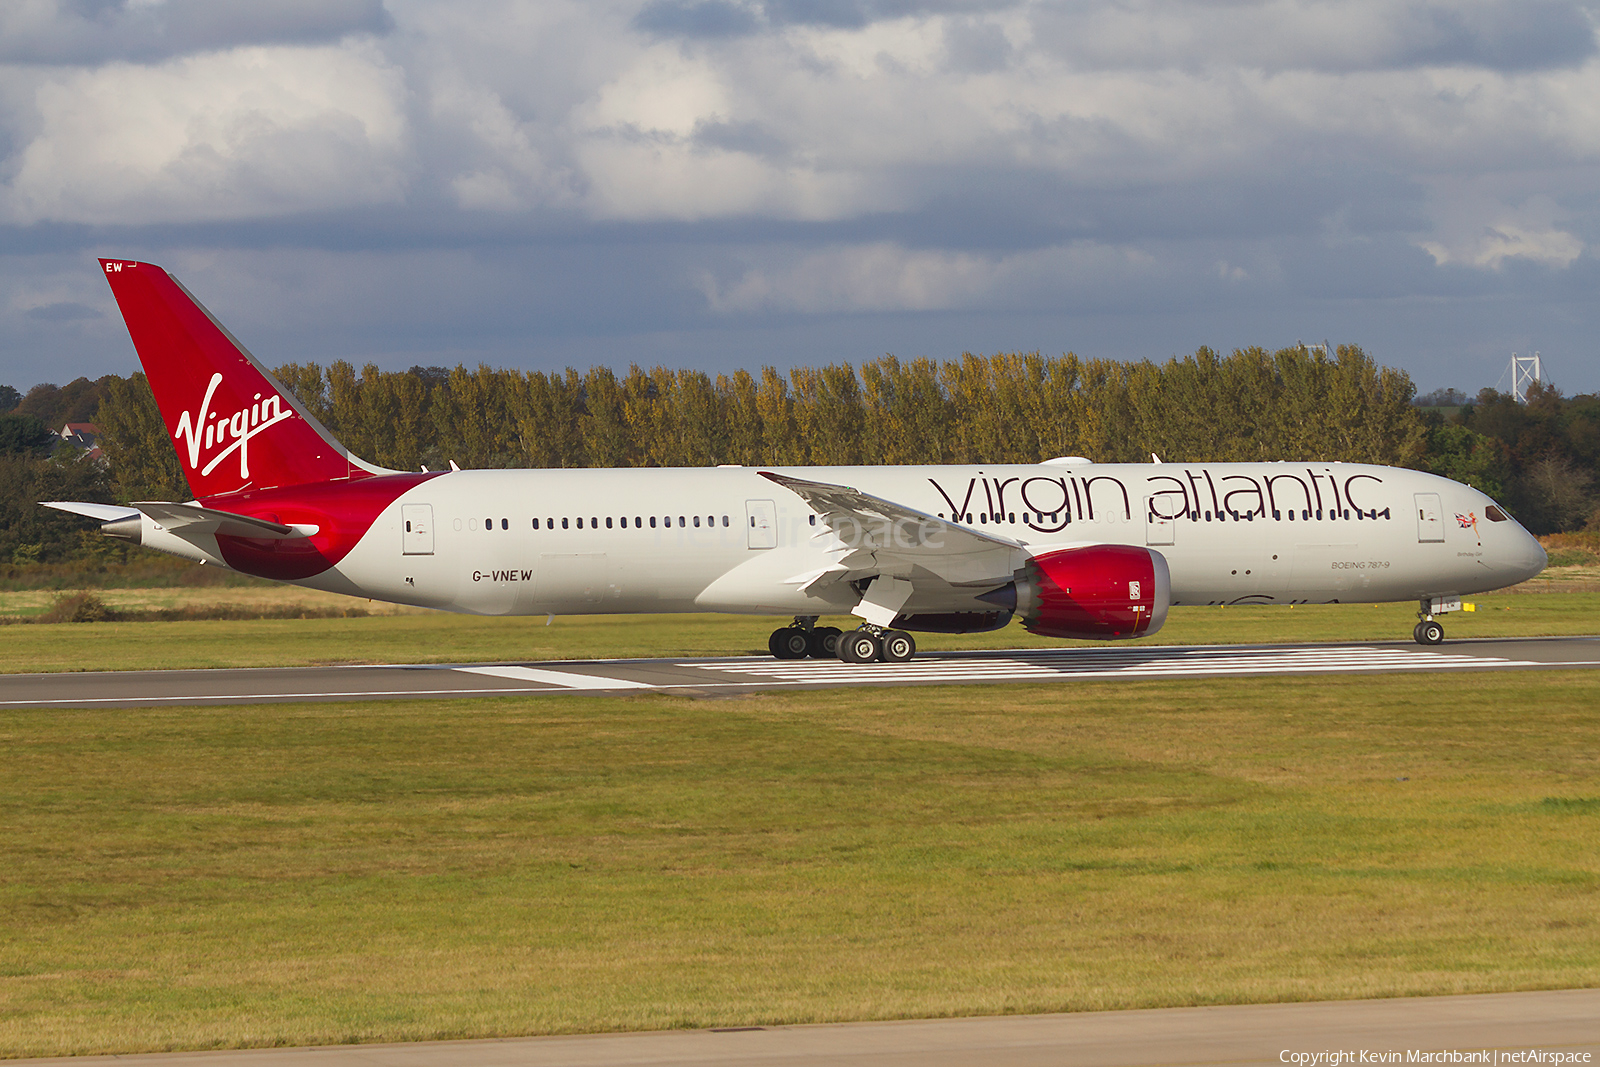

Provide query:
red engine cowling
left=1016, top=544, right=1171, bottom=640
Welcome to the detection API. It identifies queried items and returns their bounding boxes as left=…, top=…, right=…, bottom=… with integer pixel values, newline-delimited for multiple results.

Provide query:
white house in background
left=57, top=422, right=102, bottom=462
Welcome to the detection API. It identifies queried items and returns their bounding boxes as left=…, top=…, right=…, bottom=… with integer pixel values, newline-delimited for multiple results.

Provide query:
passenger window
left=591, top=517, right=597, bottom=528
left=501, top=518, right=508, bottom=530
left=649, top=516, right=657, bottom=528
left=694, top=515, right=701, bottom=527
left=532, top=518, right=539, bottom=529
left=722, top=515, right=729, bottom=527
left=405, top=521, right=412, bottom=532
left=577, top=517, right=583, bottom=529
left=562, top=517, right=569, bottom=529
left=484, top=518, right=492, bottom=530
left=635, top=517, right=642, bottom=527
left=809, top=514, right=816, bottom=526
left=1008, top=513, right=1015, bottom=523
left=606, top=517, right=613, bottom=528
left=679, top=516, right=686, bottom=527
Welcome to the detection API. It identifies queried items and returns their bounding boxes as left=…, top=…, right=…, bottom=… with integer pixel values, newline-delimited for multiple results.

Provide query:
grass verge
left=2, top=673, right=1597, bottom=1055
left=1, top=589, right=1597, bottom=675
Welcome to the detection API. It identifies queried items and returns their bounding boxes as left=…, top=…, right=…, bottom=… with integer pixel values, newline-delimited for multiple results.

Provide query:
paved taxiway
left=3, top=635, right=1598, bottom=708
left=11, top=989, right=1599, bottom=1067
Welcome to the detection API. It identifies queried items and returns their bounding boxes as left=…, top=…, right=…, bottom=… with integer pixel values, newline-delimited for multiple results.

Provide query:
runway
left=3, top=635, right=1598, bottom=708
left=10, top=989, right=1599, bottom=1067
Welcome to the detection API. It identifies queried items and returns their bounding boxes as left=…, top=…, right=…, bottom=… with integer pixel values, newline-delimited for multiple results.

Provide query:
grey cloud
left=692, top=118, right=788, bottom=157
left=2, top=0, right=1598, bottom=396
left=763, top=0, right=1012, bottom=28
left=1034, top=0, right=1596, bottom=74
left=1400, top=2, right=1596, bottom=71
left=634, top=0, right=1013, bottom=37
left=943, top=18, right=1012, bottom=73
left=25, top=300, right=100, bottom=320
left=633, top=1, right=764, bottom=37
left=0, top=0, right=393, bottom=65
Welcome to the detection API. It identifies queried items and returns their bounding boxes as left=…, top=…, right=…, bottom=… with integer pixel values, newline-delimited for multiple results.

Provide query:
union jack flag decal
left=1456, top=512, right=1478, bottom=529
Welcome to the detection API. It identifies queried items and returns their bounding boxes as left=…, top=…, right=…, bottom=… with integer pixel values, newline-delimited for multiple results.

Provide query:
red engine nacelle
left=1015, top=544, right=1171, bottom=640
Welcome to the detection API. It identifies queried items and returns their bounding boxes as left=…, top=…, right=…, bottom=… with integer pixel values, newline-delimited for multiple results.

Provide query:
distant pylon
left=1510, top=352, right=1543, bottom=403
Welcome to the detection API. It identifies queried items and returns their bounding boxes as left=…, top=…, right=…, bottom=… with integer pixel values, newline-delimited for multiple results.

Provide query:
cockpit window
left=1485, top=505, right=1509, bottom=522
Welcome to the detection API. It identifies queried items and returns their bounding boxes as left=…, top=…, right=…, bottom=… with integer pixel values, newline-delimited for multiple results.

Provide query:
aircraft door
left=1415, top=493, right=1444, bottom=543
left=1145, top=493, right=1180, bottom=547
left=401, top=504, right=434, bottom=555
left=746, top=499, right=777, bottom=549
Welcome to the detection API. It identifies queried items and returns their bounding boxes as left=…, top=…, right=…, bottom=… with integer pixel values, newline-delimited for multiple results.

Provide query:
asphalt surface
left=10, top=989, right=1599, bottom=1067
left=3, top=635, right=1599, bottom=708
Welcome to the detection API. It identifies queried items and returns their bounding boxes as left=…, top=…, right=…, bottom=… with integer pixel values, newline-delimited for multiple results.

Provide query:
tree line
left=3, top=344, right=1598, bottom=570
left=1420, top=382, right=1600, bottom=536
left=97, top=344, right=1423, bottom=492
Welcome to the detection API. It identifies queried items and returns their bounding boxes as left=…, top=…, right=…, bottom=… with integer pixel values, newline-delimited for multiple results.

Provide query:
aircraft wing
left=758, top=471, right=1022, bottom=609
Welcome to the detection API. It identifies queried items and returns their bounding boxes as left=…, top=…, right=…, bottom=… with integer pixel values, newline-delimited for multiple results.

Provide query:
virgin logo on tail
left=173, top=373, right=296, bottom=480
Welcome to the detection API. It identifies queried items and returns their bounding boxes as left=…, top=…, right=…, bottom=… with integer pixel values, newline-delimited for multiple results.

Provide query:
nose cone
left=1505, top=526, right=1547, bottom=585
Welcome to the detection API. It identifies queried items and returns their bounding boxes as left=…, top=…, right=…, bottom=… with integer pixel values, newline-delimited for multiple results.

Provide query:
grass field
left=1, top=585, right=1597, bottom=675
left=2, top=673, right=1598, bottom=1056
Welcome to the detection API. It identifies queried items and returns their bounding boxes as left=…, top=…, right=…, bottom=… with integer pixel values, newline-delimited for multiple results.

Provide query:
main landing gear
left=837, top=626, right=917, bottom=663
left=768, top=617, right=843, bottom=660
left=767, top=619, right=916, bottom=663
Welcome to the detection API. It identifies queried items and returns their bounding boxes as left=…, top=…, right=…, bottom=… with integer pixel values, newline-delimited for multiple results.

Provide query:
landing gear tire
left=1417, top=620, right=1445, bottom=646
left=880, top=629, right=916, bottom=662
left=769, top=626, right=811, bottom=659
left=838, top=629, right=881, bottom=664
left=808, top=626, right=842, bottom=659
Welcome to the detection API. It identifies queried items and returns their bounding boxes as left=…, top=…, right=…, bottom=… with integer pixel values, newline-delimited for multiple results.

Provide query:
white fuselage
left=286, top=461, right=1546, bottom=618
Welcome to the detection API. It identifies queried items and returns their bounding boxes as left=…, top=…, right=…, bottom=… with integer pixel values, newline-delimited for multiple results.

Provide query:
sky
left=2, top=0, right=1597, bottom=397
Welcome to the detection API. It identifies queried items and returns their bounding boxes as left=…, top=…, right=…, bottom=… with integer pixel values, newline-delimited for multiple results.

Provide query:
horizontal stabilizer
left=42, top=501, right=140, bottom=523
left=129, top=501, right=315, bottom=540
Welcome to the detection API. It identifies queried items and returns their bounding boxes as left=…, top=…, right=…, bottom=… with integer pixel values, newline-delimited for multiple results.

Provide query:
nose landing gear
left=1413, top=596, right=1463, bottom=645
left=1413, top=619, right=1445, bottom=645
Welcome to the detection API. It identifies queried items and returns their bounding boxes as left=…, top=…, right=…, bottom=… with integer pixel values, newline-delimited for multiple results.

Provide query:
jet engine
left=981, top=544, right=1171, bottom=640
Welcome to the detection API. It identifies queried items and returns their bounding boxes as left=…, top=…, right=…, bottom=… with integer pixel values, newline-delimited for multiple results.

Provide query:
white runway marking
left=454, top=666, right=655, bottom=690
left=683, top=644, right=1543, bottom=683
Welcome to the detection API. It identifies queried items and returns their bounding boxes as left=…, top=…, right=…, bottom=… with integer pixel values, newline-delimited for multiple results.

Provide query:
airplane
left=44, top=259, right=1547, bottom=663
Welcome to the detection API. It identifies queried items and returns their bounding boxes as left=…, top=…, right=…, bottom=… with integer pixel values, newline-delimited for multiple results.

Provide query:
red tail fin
left=100, top=259, right=380, bottom=499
